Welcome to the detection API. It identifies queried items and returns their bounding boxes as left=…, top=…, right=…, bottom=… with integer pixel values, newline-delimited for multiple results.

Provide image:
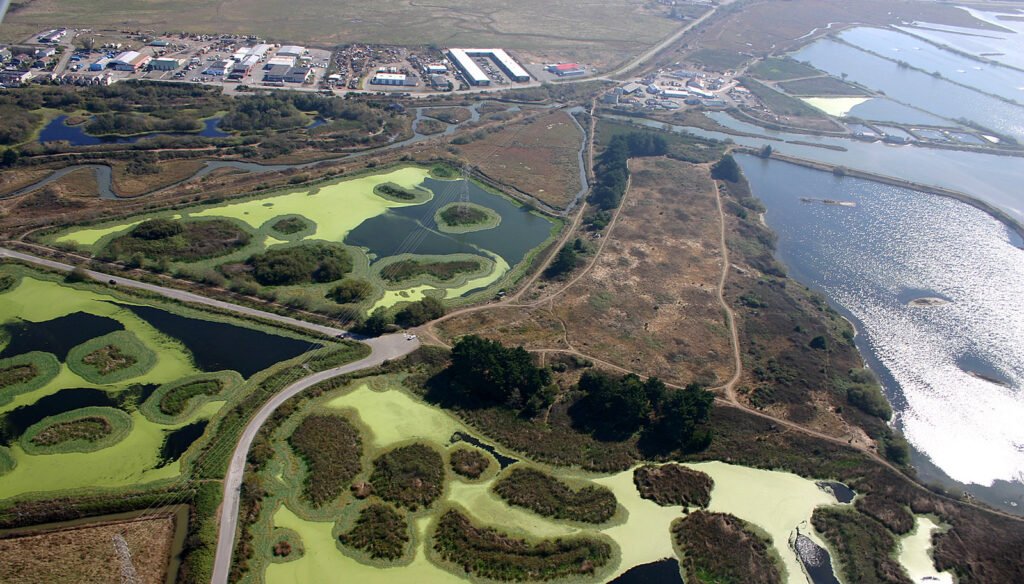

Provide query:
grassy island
left=431, top=508, right=614, bottom=581
left=20, top=407, right=133, bottom=455
left=449, top=447, right=491, bottom=480
left=492, top=467, right=618, bottom=524
left=104, top=218, right=252, bottom=263
left=435, top=202, right=501, bottom=234
left=633, top=464, right=713, bottom=508
left=67, top=331, right=157, bottom=384
left=373, top=182, right=432, bottom=204
left=0, top=351, right=60, bottom=406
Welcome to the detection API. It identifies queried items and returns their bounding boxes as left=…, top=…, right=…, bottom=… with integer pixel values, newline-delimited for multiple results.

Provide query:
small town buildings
left=547, top=63, right=586, bottom=77
left=277, top=45, right=305, bottom=57
left=284, top=66, right=313, bottom=83
left=112, top=51, right=152, bottom=71
left=426, top=64, right=447, bottom=74
left=0, top=70, right=33, bottom=86
left=263, top=64, right=290, bottom=82
left=150, top=57, right=182, bottom=71
left=371, top=72, right=406, bottom=85
left=204, top=59, right=234, bottom=76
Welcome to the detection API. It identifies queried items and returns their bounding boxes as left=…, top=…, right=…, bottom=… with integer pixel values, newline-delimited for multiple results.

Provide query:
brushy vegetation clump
left=812, top=507, right=912, bottom=584
left=432, top=508, right=613, bottom=581
left=270, top=216, right=310, bottom=235
left=104, top=218, right=252, bottom=263
left=327, top=278, right=374, bottom=304
left=633, top=464, right=713, bottom=508
left=439, top=205, right=488, bottom=226
left=380, top=259, right=482, bottom=283
left=369, top=443, right=444, bottom=511
left=20, top=406, right=133, bottom=455
left=247, top=242, right=352, bottom=286
left=288, top=414, right=363, bottom=507
left=450, top=448, right=491, bottom=479
left=493, top=467, right=617, bottom=524
left=672, top=511, right=782, bottom=584
left=338, top=503, right=410, bottom=560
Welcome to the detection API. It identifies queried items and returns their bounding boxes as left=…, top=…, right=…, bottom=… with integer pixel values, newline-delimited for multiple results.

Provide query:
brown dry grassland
left=458, top=109, right=584, bottom=210
left=0, top=515, right=175, bottom=584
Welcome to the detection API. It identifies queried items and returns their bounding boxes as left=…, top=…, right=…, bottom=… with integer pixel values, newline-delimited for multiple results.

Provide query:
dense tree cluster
left=711, top=155, right=741, bottom=183
left=589, top=132, right=668, bottom=210
left=327, top=278, right=373, bottom=304
left=394, top=296, right=445, bottom=327
left=85, top=112, right=200, bottom=136
left=247, top=243, right=352, bottom=286
left=571, top=371, right=714, bottom=452
left=220, top=92, right=386, bottom=132
left=544, top=244, right=580, bottom=279
left=0, top=106, right=41, bottom=145
left=446, top=335, right=553, bottom=412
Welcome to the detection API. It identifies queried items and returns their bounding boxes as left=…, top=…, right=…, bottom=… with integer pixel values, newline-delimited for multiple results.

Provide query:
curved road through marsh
left=0, top=246, right=422, bottom=583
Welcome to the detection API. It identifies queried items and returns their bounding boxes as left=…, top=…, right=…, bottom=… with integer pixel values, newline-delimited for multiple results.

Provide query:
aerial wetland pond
left=0, top=265, right=324, bottom=499
left=47, top=166, right=558, bottom=314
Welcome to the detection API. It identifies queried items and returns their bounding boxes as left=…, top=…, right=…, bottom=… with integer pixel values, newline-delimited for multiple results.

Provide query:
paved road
left=0, top=246, right=348, bottom=338
left=211, top=332, right=420, bottom=584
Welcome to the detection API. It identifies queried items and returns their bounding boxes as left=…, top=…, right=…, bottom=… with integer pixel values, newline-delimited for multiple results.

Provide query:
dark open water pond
left=608, top=558, right=682, bottom=584
left=158, top=420, right=208, bottom=467
left=120, top=304, right=319, bottom=378
left=0, top=312, right=122, bottom=361
left=347, top=178, right=554, bottom=265
left=39, top=115, right=228, bottom=146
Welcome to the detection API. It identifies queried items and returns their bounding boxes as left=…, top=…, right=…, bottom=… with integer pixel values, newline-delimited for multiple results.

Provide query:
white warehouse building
left=447, top=48, right=530, bottom=86
left=278, top=45, right=305, bottom=57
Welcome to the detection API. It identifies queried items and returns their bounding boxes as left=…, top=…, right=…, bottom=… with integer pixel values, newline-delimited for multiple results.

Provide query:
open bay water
left=735, top=154, right=1024, bottom=511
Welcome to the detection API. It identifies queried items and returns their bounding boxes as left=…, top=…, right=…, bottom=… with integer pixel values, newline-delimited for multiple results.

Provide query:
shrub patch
left=633, top=464, right=713, bottom=508
left=104, top=218, right=252, bottom=263
left=434, top=202, right=501, bottom=234
left=338, top=503, right=410, bottom=561
left=369, top=443, right=445, bottom=511
left=672, top=511, right=782, bottom=584
left=449, top=447, right=491, bottom=480
left=288, top=413, right=363, bottom=507
left=492, top=467, right=618, bottom=524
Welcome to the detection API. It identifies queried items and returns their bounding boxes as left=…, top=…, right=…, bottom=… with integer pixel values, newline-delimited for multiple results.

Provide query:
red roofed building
left=547, top=63, right=586, bottom=77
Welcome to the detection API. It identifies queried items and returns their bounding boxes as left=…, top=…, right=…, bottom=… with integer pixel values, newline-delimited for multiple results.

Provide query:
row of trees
left=589, top=132, right=668, bottom=210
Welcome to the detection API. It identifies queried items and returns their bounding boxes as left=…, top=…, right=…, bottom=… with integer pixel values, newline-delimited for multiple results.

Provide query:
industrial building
left=371, top=72, right=406, bottom=86
left=278, top=45, right=305, bottom=57
left=265, top=56, right=295, bottom=69
left=447, top=48, right=530, bottom=85
left=204, top=59, right=234, bottom=76
left=660, top=88, right=689, bottom=99
left=229, top=55, right=261, bottom=79
left=426, top=64, right=447, bottom=74
left=150, top=58, right=182, bottom=71
left=263, top=64, right=291, bottom=83
left=0, top=70, right=33, bottom=86
left=285, top=67, right=313, bottom=83
left=112, top=51, right=152, bottom=71
left=37, top=29, right=66, bottom=43
left=546, top=63, right=585, bottom=77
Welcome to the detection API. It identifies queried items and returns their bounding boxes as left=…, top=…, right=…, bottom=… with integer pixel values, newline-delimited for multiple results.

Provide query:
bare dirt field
left=438, top=157, right=732, bottom=387
left=456, top=109, right=584, bottom=210
left=0, top=514, right=175, bottom=584
left=3, top=0, right=678, bottom=69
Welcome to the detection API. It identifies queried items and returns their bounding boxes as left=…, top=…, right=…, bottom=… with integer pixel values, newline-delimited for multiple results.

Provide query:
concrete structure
left=371, top=72, right=406, bottom=86
left=278, top=45, right=305, bottom=57
left=150, top=57, right=182, bottom=71
left=448, top=48, right=530, bottom=85
left=112, top=51, right=152, bottom=71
